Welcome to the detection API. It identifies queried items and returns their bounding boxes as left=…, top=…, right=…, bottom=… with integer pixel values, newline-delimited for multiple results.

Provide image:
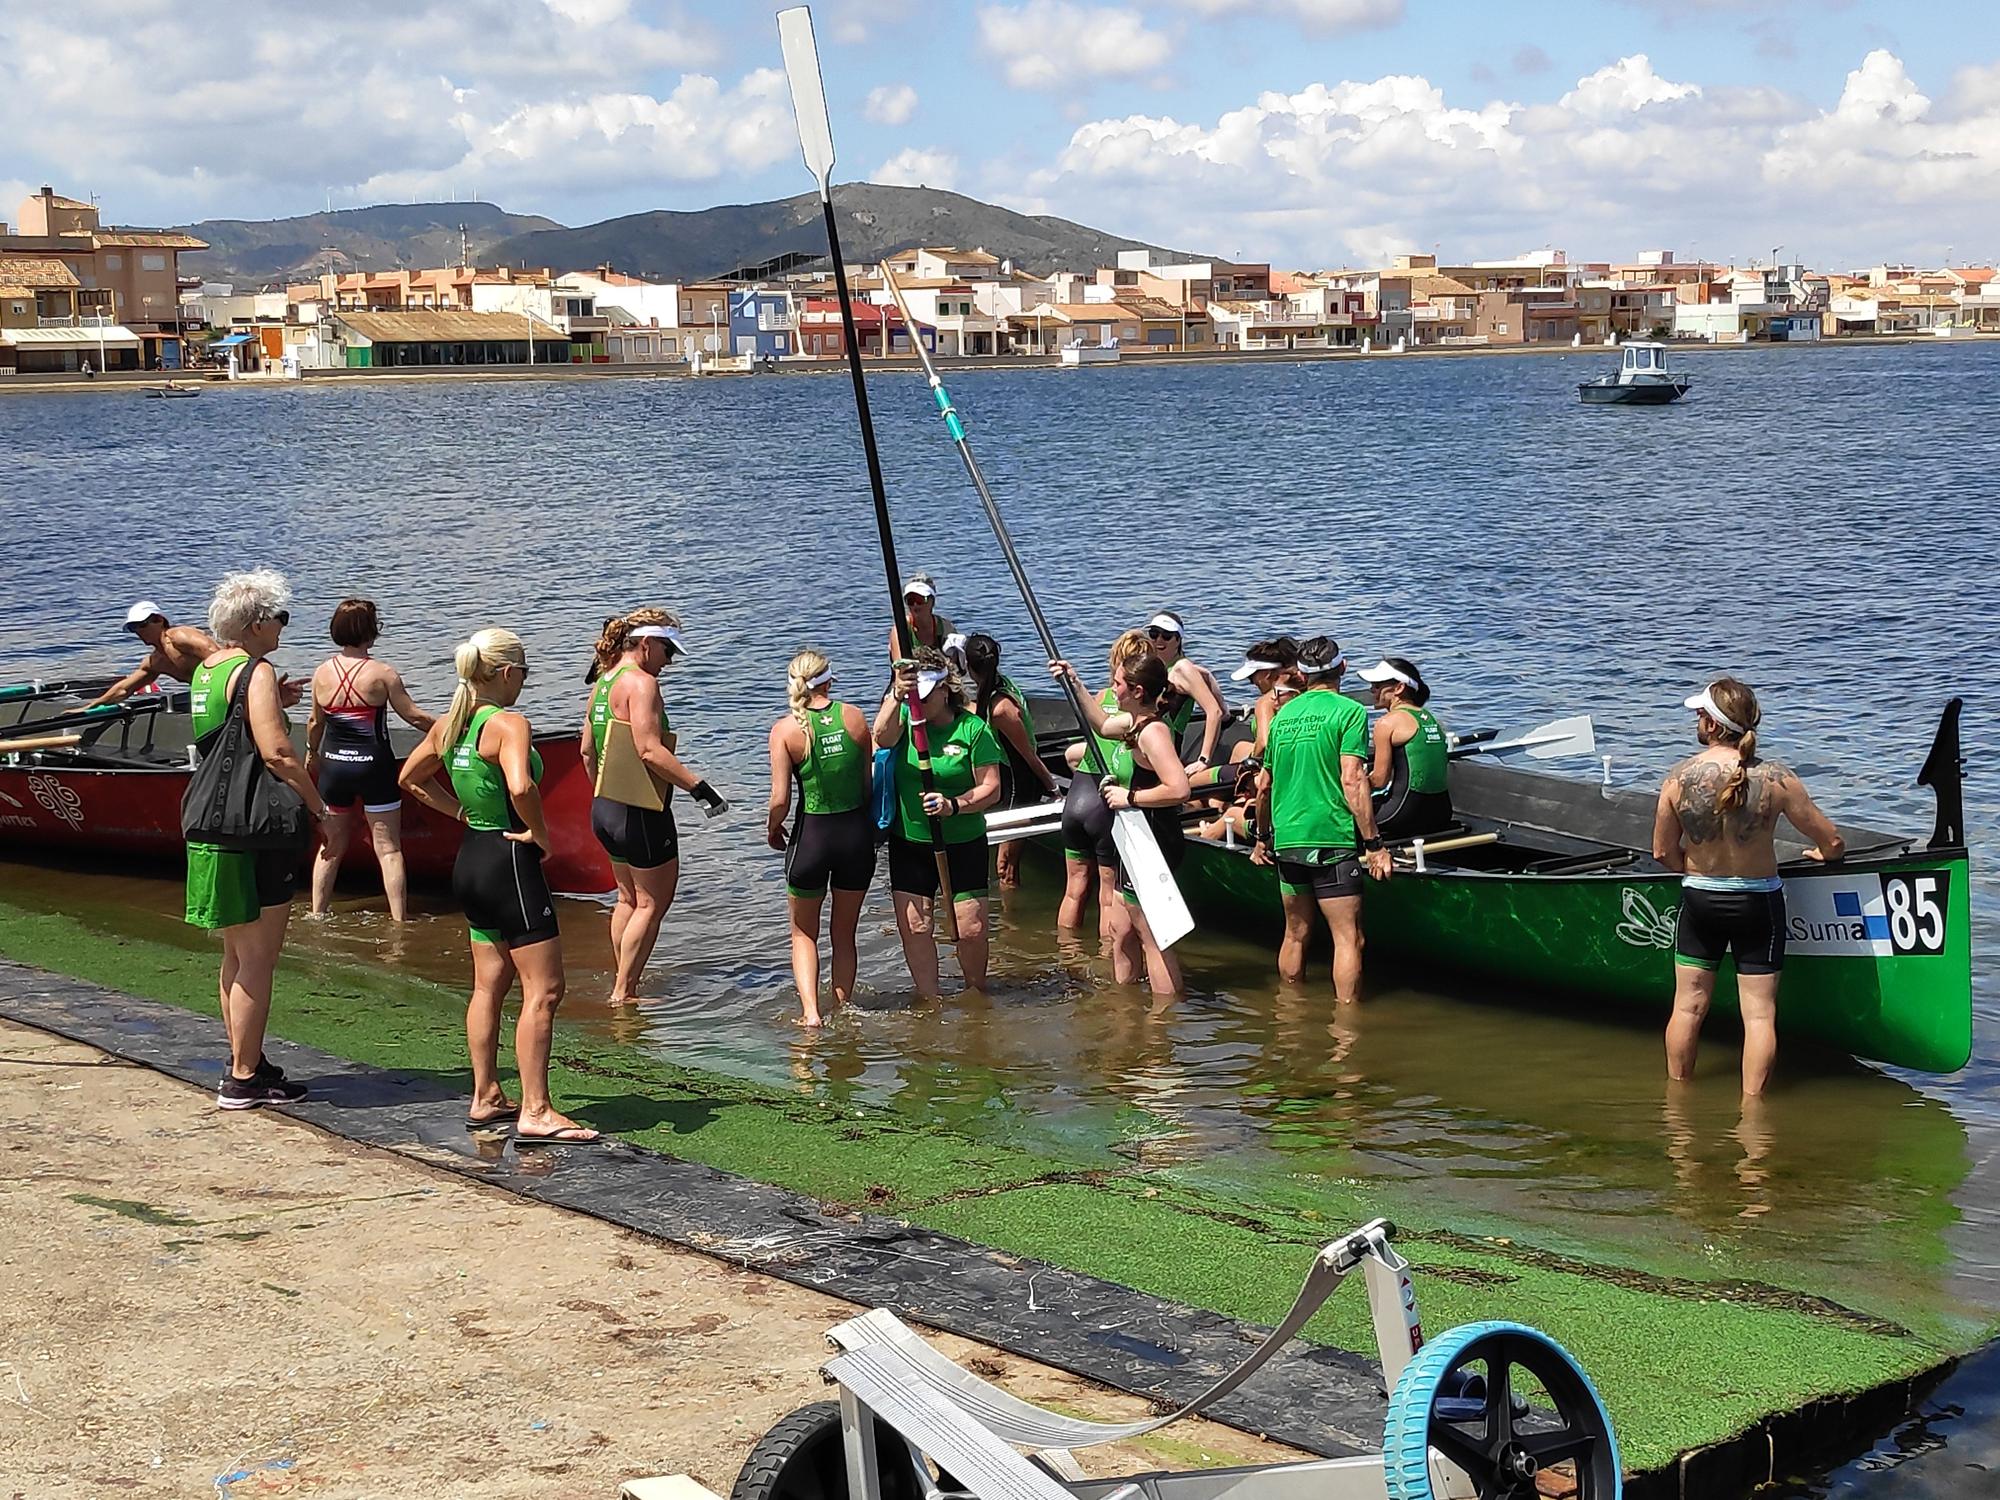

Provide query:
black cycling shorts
left=786, top=807, right=876, bottom=899
left=253, top=847, right=301, bottom=908
left=317, top=753, right=401, bottom=814
left=1675, top=884, right=1786, bottom=976
left=887, top=834, right=990, bottom=901
left=591, top=796, right=679, bottom=870
left=1275, top=848, right=1362, bottom=901
left=1061, top=773, right=1115, bottom=865
left=454, top=828, right=560, bottom=948
left=1374, top=787, right=1453, bottom=841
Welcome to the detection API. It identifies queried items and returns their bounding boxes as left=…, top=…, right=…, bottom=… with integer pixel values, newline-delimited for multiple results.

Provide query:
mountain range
left=175, top=186, right=1189, bottom=287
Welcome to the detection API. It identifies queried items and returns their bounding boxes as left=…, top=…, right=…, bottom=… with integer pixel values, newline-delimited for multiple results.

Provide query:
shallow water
left=2, top=346, right=1997, bottom=1348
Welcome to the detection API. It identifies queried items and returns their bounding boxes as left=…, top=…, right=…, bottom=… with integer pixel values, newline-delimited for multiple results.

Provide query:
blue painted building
left=727, top=287, right=794, bottom=359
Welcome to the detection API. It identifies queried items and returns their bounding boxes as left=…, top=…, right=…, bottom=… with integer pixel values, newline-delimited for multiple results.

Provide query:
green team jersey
left=188, top=650, right=251, bottom=739
left=450, top=705, right=543, bottom=831
left=1395, top=704, right=1450, bottom=795
left=894, top=709, right=1002, bottom=846
left=589, top=663, right=672, bottom=760
left=1266, top=689, right=1369, bottom=853
left=797, top=700, right=866, bottom=815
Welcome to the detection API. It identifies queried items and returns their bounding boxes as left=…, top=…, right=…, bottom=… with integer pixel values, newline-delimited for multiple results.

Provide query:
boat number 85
left=1881, top=873, right=1950, bottom=956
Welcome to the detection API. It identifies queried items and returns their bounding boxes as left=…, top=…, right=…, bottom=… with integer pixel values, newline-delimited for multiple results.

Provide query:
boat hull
left=0, top=733, right=613, bottom=896
left=1162, top=834, right=1972, bottom=1074
left=1578, top=379, right=1689, bottom=404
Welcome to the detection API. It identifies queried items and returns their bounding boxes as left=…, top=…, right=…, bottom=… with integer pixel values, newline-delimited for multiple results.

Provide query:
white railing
left=757, top=312, right=796, bottom=330
left=37, top=311, right=115, bottom=328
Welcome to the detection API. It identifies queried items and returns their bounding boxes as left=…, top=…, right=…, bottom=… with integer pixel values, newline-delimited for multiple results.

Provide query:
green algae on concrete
left=0, top=895, right=1981, bottom=1473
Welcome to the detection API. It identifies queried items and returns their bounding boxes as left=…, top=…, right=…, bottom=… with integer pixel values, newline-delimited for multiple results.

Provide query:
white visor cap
left=629, top=624, right=686, bottom=657
left=1146, top=613, right=1183, bottom=636
left=1231, top=657, right=1283, bottom=681
left=916, top=667, right=952, bottom=698
left=1358, top=660, right=1418, bottom=691
left=124, top=599, right=164, bottom=628
left=1683, top=686, right=1745, bottom=735
left=903, top=579, right=937, bottom=602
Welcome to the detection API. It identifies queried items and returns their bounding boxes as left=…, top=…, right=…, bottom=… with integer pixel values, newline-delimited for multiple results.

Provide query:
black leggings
left=1061, top=773, right=1115, bottom=864
left=786, top=807, right=876, bottom=898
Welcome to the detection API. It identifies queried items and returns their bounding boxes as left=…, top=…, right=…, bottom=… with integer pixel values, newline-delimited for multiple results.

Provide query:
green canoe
left=1019, top=698, right=1973, bottom=1075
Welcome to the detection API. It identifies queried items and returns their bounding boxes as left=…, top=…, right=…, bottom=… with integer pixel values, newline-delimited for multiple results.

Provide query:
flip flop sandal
left=464, top=1106, right=521, bottom=1129
left=512, top=1126, right=602, bottom=1146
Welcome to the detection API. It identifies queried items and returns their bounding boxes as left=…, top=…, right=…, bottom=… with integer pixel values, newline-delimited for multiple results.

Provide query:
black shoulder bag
left=180, top=658, right=309, bottom=851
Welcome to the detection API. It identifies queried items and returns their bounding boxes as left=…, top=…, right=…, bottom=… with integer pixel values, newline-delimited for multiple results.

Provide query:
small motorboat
left=1057, top=339, right=1120, bottom=368
left=1578, top=342, right=1690, bottom=404
left=142, top=383, right=200, bottom=399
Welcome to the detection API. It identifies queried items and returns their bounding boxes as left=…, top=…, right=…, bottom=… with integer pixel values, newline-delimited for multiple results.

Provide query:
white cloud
left=977, top=2, right=1174, bottom=92
left=873, top=147, right=960, bottom=189
left=1163, top=0, right=1402, bottom=29
left=864, top=83, right=920, bottom=126
left=1020, top=50, right=2000, bottom=267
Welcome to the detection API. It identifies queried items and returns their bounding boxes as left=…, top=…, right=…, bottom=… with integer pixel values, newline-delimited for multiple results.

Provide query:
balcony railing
left=756, top=312, right=797, bottom=330
left=38, top=311, right=116, bottom=328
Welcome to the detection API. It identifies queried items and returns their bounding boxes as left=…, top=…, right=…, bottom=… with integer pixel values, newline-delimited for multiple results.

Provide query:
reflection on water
left=1, top=345, right=1997, bottom=1345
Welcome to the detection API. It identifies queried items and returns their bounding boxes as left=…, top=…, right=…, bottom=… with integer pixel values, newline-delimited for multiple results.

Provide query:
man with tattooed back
left=1653, top=678, right=1846, bottom=1095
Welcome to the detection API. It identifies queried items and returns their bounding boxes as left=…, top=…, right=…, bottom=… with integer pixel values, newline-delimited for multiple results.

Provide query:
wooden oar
left=1394, top=831, right=1500, bottom=869
left=0, top=733, right=82, bottom=756
left=1449, top=715, right=1595, bottom=761
left=780, top=6, right=958, bottom=937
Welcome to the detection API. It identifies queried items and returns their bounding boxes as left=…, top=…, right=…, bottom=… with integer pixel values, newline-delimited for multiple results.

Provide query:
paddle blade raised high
left=777, top=7, right=836, bottom=194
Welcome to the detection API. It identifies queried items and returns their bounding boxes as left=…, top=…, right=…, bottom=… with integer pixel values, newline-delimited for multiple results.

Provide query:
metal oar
left=778, top=5, right=958, bottom=936
left=878, top=260, right=1195, bottom=948
left=1449, top=715, right=1596, bottom=761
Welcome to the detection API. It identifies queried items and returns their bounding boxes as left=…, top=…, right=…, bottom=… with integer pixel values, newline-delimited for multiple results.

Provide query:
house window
left=141, top=254, right=167, bottom=271
left=103, top=254, right=122, bottom=270
left=773, top=335, right=787, bottom=352
left=1495, top=322, right=1508, bottom=334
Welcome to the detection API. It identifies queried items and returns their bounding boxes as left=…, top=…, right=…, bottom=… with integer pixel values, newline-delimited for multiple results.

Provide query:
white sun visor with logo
left=1231, top=657, right=1283, bottom=681
left=1683, top=687, right=1743, bottom=734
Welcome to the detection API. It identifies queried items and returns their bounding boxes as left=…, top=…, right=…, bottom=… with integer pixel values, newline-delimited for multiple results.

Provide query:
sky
left=4, top=0, right=2000, bottom=269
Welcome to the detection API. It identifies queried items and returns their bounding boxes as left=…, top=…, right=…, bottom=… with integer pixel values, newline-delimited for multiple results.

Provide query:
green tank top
left=449, top=705, right=543, bottom=832
left=796, top=700, right=866, bottom=815
left=1396, top=705, right=1450, bottom=795
left=188, top=651, right=251, bottom=738
left=590, top=663, right=673, bottom=761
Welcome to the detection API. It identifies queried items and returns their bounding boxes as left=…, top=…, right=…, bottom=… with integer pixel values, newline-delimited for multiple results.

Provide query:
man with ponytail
left=400, top=629, right=597, bottom=1142
left=767, top=648, right=874, bottom=1025
left=578, top=608, right=724, bottom=1006
left=1654, top=677, right=1846, bottom=1095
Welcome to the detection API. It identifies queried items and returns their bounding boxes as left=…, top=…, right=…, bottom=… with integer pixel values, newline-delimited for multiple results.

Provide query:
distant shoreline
left=1, top=329, right=1987, bottom=396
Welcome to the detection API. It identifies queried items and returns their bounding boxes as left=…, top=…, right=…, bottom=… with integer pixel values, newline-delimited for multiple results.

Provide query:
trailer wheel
left=731, top=1400, right=933, bottom=1500
left=1383, top=1321, right=1621, bottom=1500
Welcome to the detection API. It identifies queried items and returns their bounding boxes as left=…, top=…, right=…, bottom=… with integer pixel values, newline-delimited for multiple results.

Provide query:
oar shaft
left=0, top=733, right=81, bottom=755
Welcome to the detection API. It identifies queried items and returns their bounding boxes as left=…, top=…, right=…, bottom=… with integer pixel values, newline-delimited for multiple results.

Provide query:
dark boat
left=1578, top=342, right=1691, bottom=404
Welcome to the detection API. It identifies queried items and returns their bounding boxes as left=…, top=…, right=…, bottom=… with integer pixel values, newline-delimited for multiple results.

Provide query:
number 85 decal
left=1881, top=871, right=1951, bottom=956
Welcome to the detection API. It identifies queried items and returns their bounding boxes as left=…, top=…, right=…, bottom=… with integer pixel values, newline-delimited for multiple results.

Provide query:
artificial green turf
left=0, top=897, right=1979, bottom=1472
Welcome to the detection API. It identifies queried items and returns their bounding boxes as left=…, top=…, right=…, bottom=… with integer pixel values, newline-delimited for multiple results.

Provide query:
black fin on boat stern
left=1918, top=697, right=1965, bottom=850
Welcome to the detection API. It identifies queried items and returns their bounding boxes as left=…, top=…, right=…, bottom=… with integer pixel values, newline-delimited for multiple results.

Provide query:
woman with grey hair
left=185, top=568, right=328, bottom=1109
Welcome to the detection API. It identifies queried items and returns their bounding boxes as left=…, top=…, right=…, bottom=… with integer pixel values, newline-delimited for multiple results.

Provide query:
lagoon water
left=3, top=345, right=1999, bottom=1412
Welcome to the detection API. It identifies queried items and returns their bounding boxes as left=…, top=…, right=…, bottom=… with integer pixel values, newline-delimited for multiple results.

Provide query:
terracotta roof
left=1953, top=267, right=1997, bottom=285
left=92, top=230, right=207, bottom=250
left=1117, top=296, right=1184, bottom=320
left=0, top=254, right=82, bottom=289
left=917, top=246, right=999, bottom=263
left=36, top=192, right=93, bottom=211
left=335, top=310, right=563, bottom=342
left=1411, top=275, right=1478, bottom=298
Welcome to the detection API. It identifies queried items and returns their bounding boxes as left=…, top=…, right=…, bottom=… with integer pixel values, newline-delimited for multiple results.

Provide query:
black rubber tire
left=731, top=1400, right=930, bottom=1500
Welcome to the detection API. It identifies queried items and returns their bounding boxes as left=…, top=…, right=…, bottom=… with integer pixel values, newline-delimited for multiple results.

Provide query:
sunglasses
left=507, top=662, right=530, bottom=680
left=261, top=609, right=290, bottom=627
left=1147, top=627, right=1178, bottom=641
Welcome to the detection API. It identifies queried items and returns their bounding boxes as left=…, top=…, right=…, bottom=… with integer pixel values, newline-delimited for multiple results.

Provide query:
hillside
left=176, top=202, right=563, bottom=286
left=487, top=183, right=1189, bottom=279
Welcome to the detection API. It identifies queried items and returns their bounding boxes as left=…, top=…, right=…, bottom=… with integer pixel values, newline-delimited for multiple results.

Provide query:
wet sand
left=0, top=1017, right=1299, bottom=1499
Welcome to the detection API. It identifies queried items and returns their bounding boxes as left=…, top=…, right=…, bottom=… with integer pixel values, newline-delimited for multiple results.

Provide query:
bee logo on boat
left=1614, top=888, right=1677, bottom=950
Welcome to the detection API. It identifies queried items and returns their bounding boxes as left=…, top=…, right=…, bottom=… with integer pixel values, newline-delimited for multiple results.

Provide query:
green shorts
left=185, top=843, right=300, bottom=930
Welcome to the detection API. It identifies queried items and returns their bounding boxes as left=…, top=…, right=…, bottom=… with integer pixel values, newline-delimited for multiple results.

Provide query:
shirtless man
left=1652, top=677, right=1845, bottom=1095
left=91, top=600, right=299, bottom=708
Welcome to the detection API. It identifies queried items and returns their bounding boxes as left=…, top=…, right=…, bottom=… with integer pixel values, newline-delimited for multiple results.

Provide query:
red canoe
left=0, top=729, right=614, bottom=896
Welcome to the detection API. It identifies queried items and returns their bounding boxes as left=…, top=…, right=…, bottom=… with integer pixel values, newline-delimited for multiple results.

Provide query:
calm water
left=3, top=346, right=1998, bottom=1358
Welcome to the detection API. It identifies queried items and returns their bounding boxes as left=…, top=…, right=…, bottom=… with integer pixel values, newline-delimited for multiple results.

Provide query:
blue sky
left=5, top=1, right=1999, bottom=267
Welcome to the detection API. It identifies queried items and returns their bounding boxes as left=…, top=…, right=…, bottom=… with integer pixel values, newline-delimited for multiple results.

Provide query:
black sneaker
left=251, top=1054, right=287, bottom=1083
left=217, top=1071, right=309, bottom=1110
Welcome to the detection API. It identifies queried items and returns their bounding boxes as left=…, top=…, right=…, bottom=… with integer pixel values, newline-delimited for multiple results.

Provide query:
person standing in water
left=1358, top=656, right=1453, bottom=840
left=874, top=645, right=1003, bottom=998
left=1058, top=629, right=1152, bottom=935
left=184, top=571, right=327, bottom=1109
left=305, top=598, right=435, bottom=920
left=1254, top=636, right=1392, bottom=1002
left=1145, top=611, right=1228, bottom=773
left=1654, top=678, right=1844, bottom=1096
left=579, top=609, right=724, bottom=1006
left=766, top=649, right=874, bottom=1026
left=962, top=632, right=1056, bottom=889
left=400, top=629, right=596, bottom=1143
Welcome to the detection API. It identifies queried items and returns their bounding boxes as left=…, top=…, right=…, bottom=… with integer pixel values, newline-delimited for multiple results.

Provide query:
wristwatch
left=1362, top=836, right=1385, bottom=852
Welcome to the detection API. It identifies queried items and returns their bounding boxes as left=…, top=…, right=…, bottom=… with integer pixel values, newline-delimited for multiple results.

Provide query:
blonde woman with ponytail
left=577, top=608, right=724, bottom=1005
left=766, top=649, right=874, bottom=1025
left=1654, top=676, right=1846, bottom=1096
left=401, top=629, right=597, bottom=1143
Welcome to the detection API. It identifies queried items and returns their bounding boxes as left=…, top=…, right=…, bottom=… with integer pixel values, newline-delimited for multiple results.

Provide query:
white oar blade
left=1112, top=809, right=1195, bottom=949
left=985, top=799, right=1064, bottom=841
left=1485, top=714, right=1595, bottom=759
left=777, top=7, right=836, bottom=193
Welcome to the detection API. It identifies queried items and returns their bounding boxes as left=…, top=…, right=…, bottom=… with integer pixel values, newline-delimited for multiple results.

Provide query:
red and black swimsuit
left=315, top=657, right=400, bottom=812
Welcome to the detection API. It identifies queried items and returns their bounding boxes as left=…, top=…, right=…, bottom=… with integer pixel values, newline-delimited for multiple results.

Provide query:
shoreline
left=0, top=891, right=1989, bottom=1494
left=0, top=329, right=1986, bottom=396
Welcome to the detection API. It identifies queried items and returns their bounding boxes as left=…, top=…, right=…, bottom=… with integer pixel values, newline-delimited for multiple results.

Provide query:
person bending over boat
left=91, top=599, right=303, bottom=710
left=1053, top=651, right=1190, bottom=995
left=305, top=598, right=435, bottom=922
left=580, top=610, right=724, bottom=1006
left=1146, top=611, right=1228, bottom=774
left=1059, top=629, right=1152, bottom=935
left=400, top=630, right=596, bottom=1143
left=1653, top=678, right=1845, bottom=1097
left=874, top=646, right=1003, bottom=999
left=1359, top=657, right=1453, bottom=841
left=1233, top=635, right=1301, bottom=763
left=767, top=649, right=874, bottom=1027
left=964, top=633, right=1056, bottom=889
left=184, top=570, right=328, bottom=1109
left=887, top=572, right=956, bottom=664
left=1253, top=637, right=1392, bottom=1002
